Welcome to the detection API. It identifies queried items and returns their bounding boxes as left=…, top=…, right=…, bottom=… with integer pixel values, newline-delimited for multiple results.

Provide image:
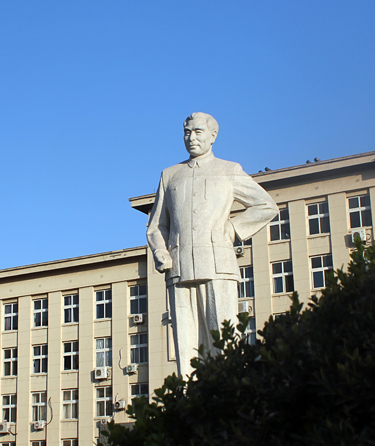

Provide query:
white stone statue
left=147, top=112, right=278, bottom=377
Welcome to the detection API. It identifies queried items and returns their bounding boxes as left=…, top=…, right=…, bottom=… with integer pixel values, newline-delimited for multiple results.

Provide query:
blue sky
left=1, top=1, right=374, bottom=269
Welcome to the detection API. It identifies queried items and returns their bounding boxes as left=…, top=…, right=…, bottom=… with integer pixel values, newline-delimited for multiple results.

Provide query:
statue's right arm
left=146, top=174, right=172, bottom=273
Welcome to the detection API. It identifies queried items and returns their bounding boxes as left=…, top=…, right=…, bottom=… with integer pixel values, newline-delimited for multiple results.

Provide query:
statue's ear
left=211, top=130, right=218, bottom=143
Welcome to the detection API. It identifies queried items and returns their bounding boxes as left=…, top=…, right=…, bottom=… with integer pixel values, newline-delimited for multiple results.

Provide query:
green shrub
left=101, top=241, right=375, bottom=445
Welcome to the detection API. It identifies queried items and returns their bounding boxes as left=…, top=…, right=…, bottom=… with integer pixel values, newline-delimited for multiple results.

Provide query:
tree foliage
left=101, top=241, right=375, bottom=445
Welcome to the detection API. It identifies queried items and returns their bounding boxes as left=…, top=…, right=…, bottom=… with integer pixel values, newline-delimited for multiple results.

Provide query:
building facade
left=0, top=151, right=374, bottom=445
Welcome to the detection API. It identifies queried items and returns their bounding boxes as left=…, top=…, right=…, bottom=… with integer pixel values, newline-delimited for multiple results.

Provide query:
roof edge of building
left=0, top=245, right=147, bottom=279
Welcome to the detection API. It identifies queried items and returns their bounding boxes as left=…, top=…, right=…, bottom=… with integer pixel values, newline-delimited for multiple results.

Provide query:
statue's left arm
left=230, top=164, right=279, bottom=241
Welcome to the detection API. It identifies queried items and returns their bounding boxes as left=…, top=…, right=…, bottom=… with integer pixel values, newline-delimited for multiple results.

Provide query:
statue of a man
left=147, top=112, right=278, bottom=376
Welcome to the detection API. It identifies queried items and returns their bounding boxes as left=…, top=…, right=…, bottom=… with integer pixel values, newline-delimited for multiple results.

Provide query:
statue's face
left=184, top=117, right=216, bottom=158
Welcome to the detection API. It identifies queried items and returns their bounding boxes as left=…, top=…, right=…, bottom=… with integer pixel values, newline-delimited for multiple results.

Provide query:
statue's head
left=183, top=112, right=219, bottom=158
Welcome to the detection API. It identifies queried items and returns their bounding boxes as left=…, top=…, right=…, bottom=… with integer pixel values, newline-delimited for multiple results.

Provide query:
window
left=33, top=345, right=47, bottom=374
left=131, top=383, right=149, bottom=407
left=311, top=254, right=333, bottom=289
left=2, top=442, right=16, bottom=446
left=31, top=442, right=46, bottom=446
left=349, top=194, right=372, bottom=228
left=238, top=266, right=254, bottom=299
left=62, top=440, right=78, bottom=446
left=96, top=338, right=112, bottom=367
left=33, top=299, right=48, bottom=327
left=308, top=202, right=330, bottom=235
left=64, top=294, right=79, bottom=324
left=31, top=392, right=47, bottom=422
left=233, top=235, right=252, bottom=247
left=244, top=318, right=256, bottom=345
left=272, top=260, right=294, bottom=294
left=270, top=208, right=290, bottom=241
left=2, top=394, right=16, bottom=423
left=130, top=333, right=148, bottom=364
left=96, top=387, right=112, bottom=417
left=130, top=285, right=147, bottom=315
left=4, top=303, right=18, bottom=332
left=63, top=341, right=79, bottom=371
left=96, top=290, right=112, bottom=319
left=3, top=348, right=17, bottom=376
left=62, top=389, right=78, bottom=420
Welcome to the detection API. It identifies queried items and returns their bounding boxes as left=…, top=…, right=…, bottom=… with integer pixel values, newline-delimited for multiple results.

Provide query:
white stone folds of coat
left=147, top=153, right=278, bottom=287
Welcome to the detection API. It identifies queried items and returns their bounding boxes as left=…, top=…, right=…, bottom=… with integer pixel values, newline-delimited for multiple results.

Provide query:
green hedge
left=101, top=240, right=375, bottom=445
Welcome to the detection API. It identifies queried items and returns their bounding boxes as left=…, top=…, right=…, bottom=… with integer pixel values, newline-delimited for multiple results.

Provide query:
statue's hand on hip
left=154, top=250, right=173, bottom=272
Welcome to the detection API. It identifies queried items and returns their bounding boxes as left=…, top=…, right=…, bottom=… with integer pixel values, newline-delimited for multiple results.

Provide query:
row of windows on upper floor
left=3, top=255, right=334, bottom=337
left=2, top=333, right=148, bottom=378
left=1, top=383, right=148, bottom=426
left=238, top=253, right=333, bottom=299
left=235, top=193, right=372, bottom=245
left=2, top=439, right=76, bottom=446
left=3, top=284, right=147, bottom=332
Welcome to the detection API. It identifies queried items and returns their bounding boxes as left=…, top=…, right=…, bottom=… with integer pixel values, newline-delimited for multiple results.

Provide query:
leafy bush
left=101, top=241, right=375, bottom=445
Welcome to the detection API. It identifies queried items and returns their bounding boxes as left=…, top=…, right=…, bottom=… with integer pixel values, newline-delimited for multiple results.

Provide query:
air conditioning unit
left=133, top=314, right=144, bottom=324
left=114, top=399, right=126, bottom=410
left=0, top=421, right=9, bottom=433
left=34, top=420, right=45, bottom=430
left=95, top=367, right=108, bottom=380
left=350, top=228, right=366, bottom=243
left=238, top=301, right=249, bottom=313
left=126, top=363, right=138, bottom=374
left=234, top=246, right=244, bottom=257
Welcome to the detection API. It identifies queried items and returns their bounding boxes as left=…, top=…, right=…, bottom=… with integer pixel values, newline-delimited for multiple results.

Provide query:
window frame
left=63, top=294, right=79, bottom=324
left=307, top=201, right=330, bottom=235
left=129, top=285, right=147, bottom=315
left=272, top=260, right=294, bottom=294
left=269, top=208, right=290, bottom=242
left=31, top=442, right=46, bottom=446
left=31, top=392, right=47, bottom=422
left=238, top=266, right=254, bottom=299
left=3, top=348, right=17, bottom=377
left=130, top=383, right=149, bottom=408
left=96, top=386, right=112, bottom=418
left=32, top=344, right=48, bottom=374
left=233, top=235, right=252, bottom=247
left=244, top=318, right=256, bottom=345
left=311, top=254, right=333, bottom=289
left=96, top=289, right=112, bottom=320
left=3, top=303, right=18, bottom=332
left=63, top=341, right=79, bottom=371
left=95, top=338, right=112, bottom=368
left=348, top=194, right=372, bottom=229
left=2, top=394, right=17, bottom=423
left=33, top=298, right=48, bottom=328
left=130, top=333, right=148, bottom=364
left=62, top=389, right=78, bottom=420
left=62, top=440, right=78, bottom=446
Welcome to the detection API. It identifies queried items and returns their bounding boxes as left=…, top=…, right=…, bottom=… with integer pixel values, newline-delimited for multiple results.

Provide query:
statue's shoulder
left=161, top=161, right=188, bottom=183
left=211, top=156, right=244, bottom=174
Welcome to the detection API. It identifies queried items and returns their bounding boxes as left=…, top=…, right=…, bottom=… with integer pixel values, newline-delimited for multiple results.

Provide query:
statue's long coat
left=147, top=152, right=278, bottom=287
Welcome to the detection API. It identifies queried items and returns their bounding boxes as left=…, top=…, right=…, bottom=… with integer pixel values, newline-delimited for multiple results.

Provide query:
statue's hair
left=183, top=112, right=219, bottom=135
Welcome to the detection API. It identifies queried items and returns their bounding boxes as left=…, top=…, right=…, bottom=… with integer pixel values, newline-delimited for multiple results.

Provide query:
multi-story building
left=0, top=151, right=374, bottom=445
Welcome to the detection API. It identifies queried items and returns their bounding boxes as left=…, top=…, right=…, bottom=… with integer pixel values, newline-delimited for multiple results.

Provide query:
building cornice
left=130, top=151, right=375, bottom=214
left=0, top=246, right=147, bottom=279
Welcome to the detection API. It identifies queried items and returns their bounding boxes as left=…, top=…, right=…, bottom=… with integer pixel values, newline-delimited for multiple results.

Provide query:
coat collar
left=187, top=151, right=215, bottom=168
